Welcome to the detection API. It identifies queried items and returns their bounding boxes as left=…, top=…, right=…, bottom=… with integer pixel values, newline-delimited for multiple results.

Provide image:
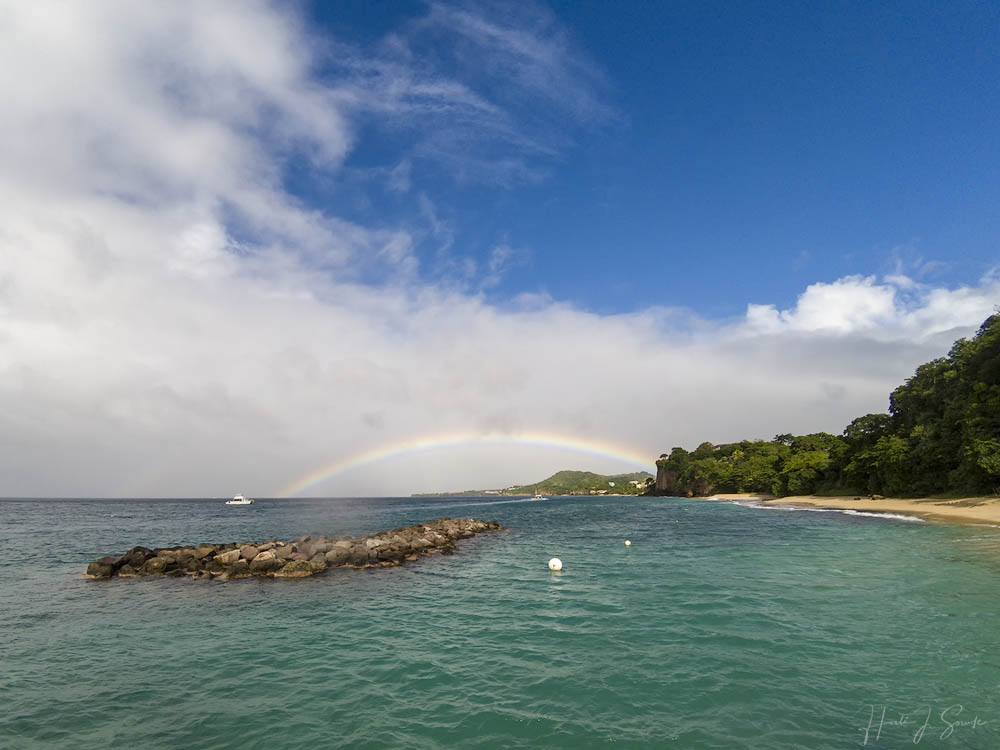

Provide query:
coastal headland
left=413, top=469, right=654, bottom=498
left=702, top=494, right=1000, bottom=526
left=85, top=517, right=504, bottom=581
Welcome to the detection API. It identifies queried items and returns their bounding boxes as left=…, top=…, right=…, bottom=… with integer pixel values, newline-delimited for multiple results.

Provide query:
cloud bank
left=0, top=1, right=996, bottom=496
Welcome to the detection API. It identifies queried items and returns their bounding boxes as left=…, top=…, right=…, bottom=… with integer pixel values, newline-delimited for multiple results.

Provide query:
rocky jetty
left=85, top=517, right=504, bottom=581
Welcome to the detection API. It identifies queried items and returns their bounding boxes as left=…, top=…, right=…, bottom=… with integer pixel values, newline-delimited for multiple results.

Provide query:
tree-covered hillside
left=654, top=314, right=1000, bottom=498
left=508, top=470, right=653, bottom=496
left=412, top=470, right=654, bottom=497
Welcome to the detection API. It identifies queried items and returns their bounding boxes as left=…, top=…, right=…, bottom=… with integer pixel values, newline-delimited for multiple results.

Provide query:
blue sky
left=1, top=0, right=998, bottom=496
left=300, top=0, right=999, bottom=317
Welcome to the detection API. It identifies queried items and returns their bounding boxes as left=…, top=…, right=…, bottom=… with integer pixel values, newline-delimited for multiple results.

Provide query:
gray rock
left=84, top=516, right=506, bottom=581
left=214, top=549, right=241, bottom=565
left=274, top=560, right=316, bottom=578
left=141, top=557, right=170, bottom=575
left=225, top=559, right=251, bottom=579
left=121, top=546, right=154, bottom=567
left=376, top=545, right=406, bottom=563
left=86, top=561, right=114, bottom=579
left=97, top=555, right=123, bottom=568
left=249, top=555, right=282, bottom=574
left=325, top=547, right=350, bottom=565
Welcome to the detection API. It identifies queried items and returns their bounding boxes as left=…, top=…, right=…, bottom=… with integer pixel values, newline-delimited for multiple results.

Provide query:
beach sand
left=701, top=493, right=1000, bottom=526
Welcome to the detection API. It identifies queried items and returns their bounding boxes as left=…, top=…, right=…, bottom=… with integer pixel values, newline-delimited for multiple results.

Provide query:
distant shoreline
left=697, top=493, right=1000, bottom=526
left=411, top=492, right=638, bottom=498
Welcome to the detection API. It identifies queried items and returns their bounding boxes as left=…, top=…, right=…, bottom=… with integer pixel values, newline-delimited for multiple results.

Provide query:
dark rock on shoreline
left=85, top=517, right=505, bottom=581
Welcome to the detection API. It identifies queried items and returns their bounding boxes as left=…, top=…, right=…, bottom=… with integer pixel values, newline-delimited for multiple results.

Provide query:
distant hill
left=413, top=469, right=654, bottom=497
left=509, top=469, right=654, bottom=495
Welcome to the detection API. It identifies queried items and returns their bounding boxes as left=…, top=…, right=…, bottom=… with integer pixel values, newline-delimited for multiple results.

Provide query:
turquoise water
left=2, top=495, right=999, bottom=749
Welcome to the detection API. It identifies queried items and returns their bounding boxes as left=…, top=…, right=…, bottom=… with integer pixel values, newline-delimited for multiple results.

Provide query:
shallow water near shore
left=2, top=495, right=1000, bottom=749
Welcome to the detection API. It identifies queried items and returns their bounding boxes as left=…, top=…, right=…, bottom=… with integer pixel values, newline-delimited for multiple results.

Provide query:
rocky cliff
left=654, top=460, right=678, bottom=495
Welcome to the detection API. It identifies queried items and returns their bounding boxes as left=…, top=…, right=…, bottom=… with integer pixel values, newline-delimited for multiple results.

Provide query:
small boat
left=225, top=494, right=253, bottom=505
left=533, top=491, right=546, bottom=501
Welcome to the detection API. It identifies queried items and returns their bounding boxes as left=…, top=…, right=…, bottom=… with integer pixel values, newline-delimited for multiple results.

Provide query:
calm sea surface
left=1, top=495, right=999, bottom=749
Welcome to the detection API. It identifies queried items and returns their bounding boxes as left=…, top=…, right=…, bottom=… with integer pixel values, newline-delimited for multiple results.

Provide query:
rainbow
left=274, top=431, right=655, bottom=497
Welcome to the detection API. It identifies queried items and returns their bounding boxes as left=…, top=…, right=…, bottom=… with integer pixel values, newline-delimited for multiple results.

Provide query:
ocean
left=1, top=495, right=998, bottom=749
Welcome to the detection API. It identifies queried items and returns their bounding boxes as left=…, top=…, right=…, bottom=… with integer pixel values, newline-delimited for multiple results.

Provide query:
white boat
left=533, top=491, right=546, bottom=501
left=225, top=494, right=253, bottom=505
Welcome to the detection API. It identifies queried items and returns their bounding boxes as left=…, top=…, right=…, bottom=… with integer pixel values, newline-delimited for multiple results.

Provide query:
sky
left=1, top=0, right=998, bottom=497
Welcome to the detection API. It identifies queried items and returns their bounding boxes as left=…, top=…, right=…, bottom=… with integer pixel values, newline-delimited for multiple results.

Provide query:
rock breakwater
left=85, top=517, right=504, bottom=581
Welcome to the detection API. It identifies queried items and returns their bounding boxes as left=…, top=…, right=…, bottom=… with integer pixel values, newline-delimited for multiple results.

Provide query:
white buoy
left=548, top=557, right=563, bottom=571
left=624, top=540, right=631, bottom=547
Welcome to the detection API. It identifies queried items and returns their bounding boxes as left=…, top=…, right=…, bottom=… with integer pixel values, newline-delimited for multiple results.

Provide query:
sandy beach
left=703, top=493, right=1000, bottom=526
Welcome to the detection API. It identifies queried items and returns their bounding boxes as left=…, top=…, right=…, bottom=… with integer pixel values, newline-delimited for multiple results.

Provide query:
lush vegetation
left=654, top=314, right=1000, bottom=498
left=506, top=470, right=654, bottom=496
left=414, top=470, right=654, bottom=497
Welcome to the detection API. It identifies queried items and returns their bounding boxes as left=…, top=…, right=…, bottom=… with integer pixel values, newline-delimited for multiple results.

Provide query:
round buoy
left=624, top=540, right=631, bottom=547
left=548, top=557, right=563, bottom=571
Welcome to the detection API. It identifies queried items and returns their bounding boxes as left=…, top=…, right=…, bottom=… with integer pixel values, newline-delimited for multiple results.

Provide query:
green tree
left=653, top=316, right=1000, bottom=498
left=870, top=435, right=912, bottom=495
left=778, top=450, right=831, bottom=495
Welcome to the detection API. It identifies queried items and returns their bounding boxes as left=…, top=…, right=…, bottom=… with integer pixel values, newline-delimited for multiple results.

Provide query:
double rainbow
left=274, top=431, right=654, bottom=497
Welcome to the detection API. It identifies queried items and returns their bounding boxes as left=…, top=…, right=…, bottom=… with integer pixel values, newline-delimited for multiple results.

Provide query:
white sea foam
left=733, top=501, right=924, bottom=522
left=836, top=509, right=925, bottom=522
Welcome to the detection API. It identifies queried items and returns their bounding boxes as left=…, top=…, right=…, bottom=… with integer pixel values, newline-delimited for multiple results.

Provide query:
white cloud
left=418, top=194, right=455, bottom=256
left=0, top=2, right=997, bottom=497
left=744, top=274, right=999, bottom=339
left=745, top=276, right=896, bottom=334
left=883, top=274, right=916, bottom=290
left=387, top=159, right=413, bottom=194
left=482, top=242, right=530, bottom=289
left=418, top=1, right=614, bottom=126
